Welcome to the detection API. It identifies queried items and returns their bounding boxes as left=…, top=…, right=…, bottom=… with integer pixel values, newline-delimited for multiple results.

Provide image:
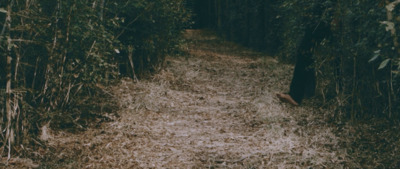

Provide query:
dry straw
left=40, top=30, right=352, bottom=168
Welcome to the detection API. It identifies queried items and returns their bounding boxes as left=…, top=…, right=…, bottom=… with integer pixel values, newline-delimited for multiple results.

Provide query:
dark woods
left=1, top=0, right=400, bottom=161
left=193, top=0, right=400, bottom=122
left=0, top=0, right=189, bottom=158
left=191, top=0, right=282, bottom=54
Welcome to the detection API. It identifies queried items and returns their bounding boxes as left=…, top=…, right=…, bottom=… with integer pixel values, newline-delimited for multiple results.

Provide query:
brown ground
left=29, top=30, right=360, bottom=168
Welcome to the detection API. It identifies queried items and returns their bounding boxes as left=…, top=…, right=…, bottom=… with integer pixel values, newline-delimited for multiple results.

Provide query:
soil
left=24, top=30, right=366, bottom=168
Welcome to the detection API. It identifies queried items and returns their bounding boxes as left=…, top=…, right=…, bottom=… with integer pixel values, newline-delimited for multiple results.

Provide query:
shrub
left=0, top=0, right=189, bottom=156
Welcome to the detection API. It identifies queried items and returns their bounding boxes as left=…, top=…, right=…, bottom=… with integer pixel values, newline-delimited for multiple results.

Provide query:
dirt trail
left=43, top=30, right=352, bottom=168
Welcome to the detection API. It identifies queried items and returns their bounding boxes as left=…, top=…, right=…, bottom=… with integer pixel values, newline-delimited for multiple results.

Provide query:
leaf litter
left=33, top=30, right=363, bottom=168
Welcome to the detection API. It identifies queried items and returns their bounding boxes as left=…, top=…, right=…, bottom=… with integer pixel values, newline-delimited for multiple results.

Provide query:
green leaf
left=0, top=8, right=7, bottom=13
left=378, top=58, right=391, bottom=70
left=369, top=51, right=380, bottom=63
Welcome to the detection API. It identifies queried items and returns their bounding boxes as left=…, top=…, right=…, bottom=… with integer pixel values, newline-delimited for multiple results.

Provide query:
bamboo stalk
left=351, top=53, right=356, bottom=122
left=32, top=57, right=40, bottom=89
left=42, top=0, right=60, bottom=104
left=60, top=2, right=73, bottom=90
left=384, top=0, right=400, bottom=117
left=99, top=0, right=105, bottom=21
left=5, top=0, right=15, bottom=160
left=128, top=45, right=138, bottom=82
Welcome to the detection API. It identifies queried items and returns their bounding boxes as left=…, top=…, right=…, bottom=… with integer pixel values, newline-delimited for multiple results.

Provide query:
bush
left=110, top=0, right=191, bottom=78
left=0, top=0, right=189, bottom=156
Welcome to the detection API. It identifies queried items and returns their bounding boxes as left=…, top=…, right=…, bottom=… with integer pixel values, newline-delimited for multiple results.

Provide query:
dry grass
left=23, top=29, right=378, bottom=168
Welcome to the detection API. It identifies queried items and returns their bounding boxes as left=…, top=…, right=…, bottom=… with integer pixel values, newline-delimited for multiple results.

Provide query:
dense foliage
left=196, top=0, right=400, bottom=121
left=0, top=0, right=189, bottom=157
left=193, top=0, right=281, bottom=55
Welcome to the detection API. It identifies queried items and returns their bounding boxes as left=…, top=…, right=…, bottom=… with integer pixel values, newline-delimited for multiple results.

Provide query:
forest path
left=46, top=30, right=348, bottom=168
